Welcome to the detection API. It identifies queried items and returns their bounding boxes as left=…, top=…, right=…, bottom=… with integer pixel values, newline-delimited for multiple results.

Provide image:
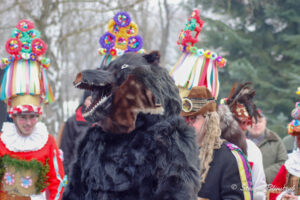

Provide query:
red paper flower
left=31, top=38, right=47, bottom=56
left=110, top=48, right=117, bottom=56
left=5, top=38, right=22, bottom=55
left=16, top=20, right=35, bottom=32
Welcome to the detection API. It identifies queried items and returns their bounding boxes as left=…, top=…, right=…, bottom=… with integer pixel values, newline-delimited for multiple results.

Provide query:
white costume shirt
left=1, top=122, right=48, bottom=200
left=246, top=139, right=267, bottom=200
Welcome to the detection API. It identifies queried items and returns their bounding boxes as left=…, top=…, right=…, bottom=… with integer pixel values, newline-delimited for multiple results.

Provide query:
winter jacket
left=198, top=142, right=249, bottom=200
left=283, top=134, right=296, bottom=153
left=256, top=128, right=288, bottom=184
left=218, top=105, right=265, bottom=199
left=60, top=106, right=91, bottom=175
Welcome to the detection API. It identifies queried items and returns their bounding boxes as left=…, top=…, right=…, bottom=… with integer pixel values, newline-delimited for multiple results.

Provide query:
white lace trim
left=285, top=148, right=300, bottom=177
left=31, top=192, right=46, bottom=200
left=1, top=122, right=49, bottom=152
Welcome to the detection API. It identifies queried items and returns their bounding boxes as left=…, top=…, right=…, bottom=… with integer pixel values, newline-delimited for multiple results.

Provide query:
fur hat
left=221, top=82, right=260, bottom=128
left=180, top=86, right=217, bottom=117
left=218, top=104, right=247, bottom=154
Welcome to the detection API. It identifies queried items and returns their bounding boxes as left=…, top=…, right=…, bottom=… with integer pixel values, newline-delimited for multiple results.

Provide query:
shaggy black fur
left=218, top=104, right=248, bottom=155
left=62, top=114, right=200, bottom=200
left=62, top=52, right=201, bottom=200
left=73, top=51, right=182, bottom=126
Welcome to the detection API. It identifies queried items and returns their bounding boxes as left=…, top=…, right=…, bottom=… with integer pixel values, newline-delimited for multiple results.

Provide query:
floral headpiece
left=0, top=19, right=54, bottom=112
left=170, top=9, right=226, bottom=98
left=98, top=12, right=145, bottom=66
left=287, top=102, right=300, bottom=136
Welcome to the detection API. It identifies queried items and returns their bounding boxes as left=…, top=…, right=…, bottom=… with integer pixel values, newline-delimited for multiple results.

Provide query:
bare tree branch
left=0, top=1, right=17, bottom=13
left=158, top=0, right=171, bottom=63
left=58, top=0, right=108, bottom=4
left=57, top=21, right=108, bottom=43
left=59, top=0, right=145, bottom=19
left=58, top=0, right=145, bottom=42
left=16, top=0, right=38, bottom=21
left=0, top=26, right=15, bottom=31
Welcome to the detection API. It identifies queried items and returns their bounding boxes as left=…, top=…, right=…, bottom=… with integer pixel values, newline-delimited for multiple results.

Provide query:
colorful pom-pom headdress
left=0, top=19, right=54, bottom=116
left=170, top=9, right=226, bottom=99
left=287, top=102, right=300, bottom=136
left=98, top=11, right=145, bottom=66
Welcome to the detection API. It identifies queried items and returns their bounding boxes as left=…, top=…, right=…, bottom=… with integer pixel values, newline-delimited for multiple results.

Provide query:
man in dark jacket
left=59, top=91, right=92, bottom=175
left=247, top=111, right=288, bottom=184
left=181, top=86, right=252, bottom=200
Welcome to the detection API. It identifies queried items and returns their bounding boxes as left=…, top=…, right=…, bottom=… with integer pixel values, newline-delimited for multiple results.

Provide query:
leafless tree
left=0, top=0, right=187, bottom=135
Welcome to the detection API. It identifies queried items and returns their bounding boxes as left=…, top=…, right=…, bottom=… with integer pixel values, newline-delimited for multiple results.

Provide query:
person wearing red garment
left=58, top=91, right=92, bottom=176
left=0, top=105, right=66, bottom=200
left=0, top=20, right=65, bottom=200
left=269, top=102, right=300, bottom=200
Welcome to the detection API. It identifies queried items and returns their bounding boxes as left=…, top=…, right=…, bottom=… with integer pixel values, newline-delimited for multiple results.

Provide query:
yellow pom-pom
left=1, top=58, right=9, bottom=65
left=204, top=50, right=211, bottom=58
left=296, top=87, right=300, bottom=95
left=125, top=22, right=138, bottom=37
left=97, top=48, right=106, bottom=55
left=138, top=49, right=146, bottom=54
left=115, top=35, right=128, bottom=50
left=185, top=46, right=191, bottom=52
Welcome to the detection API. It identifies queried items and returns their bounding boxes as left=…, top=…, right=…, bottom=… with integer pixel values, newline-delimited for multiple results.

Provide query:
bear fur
left=62, top=52, right=201, bottom=200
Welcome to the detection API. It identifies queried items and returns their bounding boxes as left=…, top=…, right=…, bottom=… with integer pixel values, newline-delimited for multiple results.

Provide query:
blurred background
left=0, top=0, right=299, bottom=138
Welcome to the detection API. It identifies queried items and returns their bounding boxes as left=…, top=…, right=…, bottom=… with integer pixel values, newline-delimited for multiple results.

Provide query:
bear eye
left=121, top=64, right=129, bottom=69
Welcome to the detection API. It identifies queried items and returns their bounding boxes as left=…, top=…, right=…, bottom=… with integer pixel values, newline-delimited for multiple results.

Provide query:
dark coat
left=257, top=128, right=287, bottom=184
left=198, top=143, right=245, bottom=200
left=60, top=106, right=91, bottom=175
left=62, top=114, right=201, bottom=200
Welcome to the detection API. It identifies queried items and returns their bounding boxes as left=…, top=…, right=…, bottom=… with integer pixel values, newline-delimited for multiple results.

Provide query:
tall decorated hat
left=0, top=19, right=54, bottom=116
left=98, top=11, right=145, bottom=66
left=287, top=101, right=300, bottom=136
left=170, top=9, right=226, bottom=99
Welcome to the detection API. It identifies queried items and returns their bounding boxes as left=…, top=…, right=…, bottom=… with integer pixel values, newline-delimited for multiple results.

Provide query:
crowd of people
left=0, top=11, right=300, bottom=200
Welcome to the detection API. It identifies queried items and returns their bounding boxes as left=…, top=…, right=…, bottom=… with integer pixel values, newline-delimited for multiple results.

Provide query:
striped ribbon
left=53, top=150, right=67, bottom=200
left=170, top=52, right=222, bottom=98
left=227, top=143, right=253, bottom=200
left=0, top=65, right=9, bottom=100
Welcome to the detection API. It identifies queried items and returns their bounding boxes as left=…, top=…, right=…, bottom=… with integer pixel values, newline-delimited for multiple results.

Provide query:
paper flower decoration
left=31, top=38, right=47, bottom=56
left=177, top=9, right=204, bottom=51
left=16, top=19, right=34, bottom=32
left=1, top=19, right=54, bottom=104
left=99, top=12, right=144, bottom=54
left=127, top=35, right=143, bottom=52
left=170, top=9, right=226, bottom=99
left=114, top=12, right=131, bottom=27
left=5, top=38, right=22, bottom=55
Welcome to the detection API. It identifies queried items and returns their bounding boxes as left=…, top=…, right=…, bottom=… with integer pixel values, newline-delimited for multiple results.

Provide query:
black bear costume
left=62, top=51, right=201, bottom=200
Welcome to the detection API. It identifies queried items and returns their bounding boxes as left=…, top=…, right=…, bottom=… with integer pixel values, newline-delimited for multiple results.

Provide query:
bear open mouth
left=74, top=80, right=112, bottom=118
